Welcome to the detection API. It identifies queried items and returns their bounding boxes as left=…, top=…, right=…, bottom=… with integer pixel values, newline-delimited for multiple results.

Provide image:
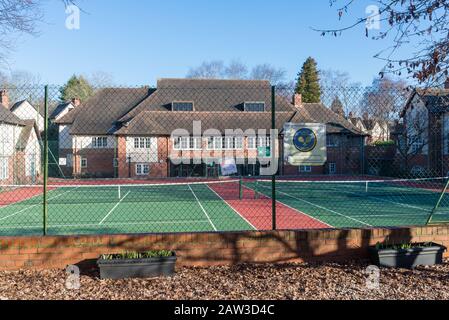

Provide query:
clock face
left=293, top=128, right=317, bottom=152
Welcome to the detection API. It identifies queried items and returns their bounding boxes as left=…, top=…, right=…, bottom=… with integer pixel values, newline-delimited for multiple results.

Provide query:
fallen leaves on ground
left=0, top=260, right=448, bottom=300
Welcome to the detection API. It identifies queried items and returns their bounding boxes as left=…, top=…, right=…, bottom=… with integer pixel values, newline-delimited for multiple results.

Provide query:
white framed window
left=234, top=137, right=243, bottom=149
left=206, top=137, right=214, bottom=150
left=172, top=101, right=194, bottom=111
left=213, top=137, right=223, bottom=150
left=191, top=137, right=202, bottom=150
left=136, top=163, right=150, bottom=175
left=92, top=137, right=108, bottom=148
left=244, top=102, right=265, bottom=112
left=258, top=136, right=271, bottom=148
left=247, top=136, right=257, bottom=149
left=224, top=137, right=234, bottom=150
left=299, top=165, right=312, bottom=173
left=173, top=137, right=181, bottom=150
left=329, top=163, right=337, bottom=174
left=134, top=137, right=151, bottom=149
left=80, top=157, right=87, bottom=168
left=0, top=157, right=8, bottom=180
left=172, top=137, right=201, bottom=150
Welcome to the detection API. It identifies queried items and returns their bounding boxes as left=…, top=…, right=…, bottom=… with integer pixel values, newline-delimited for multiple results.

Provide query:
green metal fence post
left=43, top=85, right=49, bottom=235
left=271, top=85, right=276, bottom=230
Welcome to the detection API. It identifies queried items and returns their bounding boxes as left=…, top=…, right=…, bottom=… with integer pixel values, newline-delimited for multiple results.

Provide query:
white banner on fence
left=283, top=123, right=327, bottom=166
left=220, top=157, right=238, bottom=176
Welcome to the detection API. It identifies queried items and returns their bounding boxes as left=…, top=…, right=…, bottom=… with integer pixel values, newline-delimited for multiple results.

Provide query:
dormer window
left=172, top=101, right=194, bottom=111
left=244, top=102, right=265, bottom=112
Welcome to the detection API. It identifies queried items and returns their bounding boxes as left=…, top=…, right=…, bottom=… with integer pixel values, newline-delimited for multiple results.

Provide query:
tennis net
left=0, top=179, right=243, bottom=205
left=250, top=176, right=449, bottom=199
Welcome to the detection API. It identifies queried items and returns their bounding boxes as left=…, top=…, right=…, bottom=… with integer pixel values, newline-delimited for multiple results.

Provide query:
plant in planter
left=97, top=250, right=176, bottom=279
left=369, top=242, right=447, bottom=269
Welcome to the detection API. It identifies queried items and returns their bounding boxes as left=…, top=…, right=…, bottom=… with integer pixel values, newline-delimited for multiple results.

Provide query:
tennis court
left=0, top=177, right=448, bottom=236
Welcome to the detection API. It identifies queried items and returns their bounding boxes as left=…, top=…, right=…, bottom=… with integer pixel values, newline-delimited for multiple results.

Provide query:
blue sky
left=6, top=0, right=394, bottom=86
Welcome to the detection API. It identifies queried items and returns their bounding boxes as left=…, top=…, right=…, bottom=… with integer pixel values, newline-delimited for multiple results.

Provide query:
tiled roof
left=56, top=87, right=152, bottom=135
left=0, top=103, right=27, bottom=126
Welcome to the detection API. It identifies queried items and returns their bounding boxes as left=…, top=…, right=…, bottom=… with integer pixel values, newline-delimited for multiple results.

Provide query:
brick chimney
left=445, top=77, right=449, bottom=89
left=292, top=93, right=302, bottom=107
left=0, top=90, right=9, bottom=108
left=71, top=98, right=81, bottom=107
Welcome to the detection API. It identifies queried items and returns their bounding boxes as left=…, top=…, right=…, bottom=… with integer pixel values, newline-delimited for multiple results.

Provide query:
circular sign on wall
left=293, top=128, right=317, bottom=152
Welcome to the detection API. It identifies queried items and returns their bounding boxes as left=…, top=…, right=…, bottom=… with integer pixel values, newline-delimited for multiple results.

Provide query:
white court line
left=0, top=219, right=213, bottom=230
left=0, top=187, right=79, bottom=222
left=243, top=185, right=333, bottom=228
left=206, top=184, right=257, bottom=230
left=258, top=184, right=372, bottom=227
left=99, top=191, right=130, bottom=225
left=340, top=189, right=431, bottom=213
left=0, top=187, right=47, bottom=211
left=188, top=184, right=217, bottom=231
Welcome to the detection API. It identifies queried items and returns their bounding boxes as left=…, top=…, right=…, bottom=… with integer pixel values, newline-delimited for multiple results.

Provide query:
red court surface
left=209, top=183, right=330, bottom=230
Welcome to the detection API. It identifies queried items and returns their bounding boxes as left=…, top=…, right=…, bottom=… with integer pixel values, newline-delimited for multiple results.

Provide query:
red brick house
left=396, top=83, right=449, bottom=176
left=55, top=79, right=365, bottom=178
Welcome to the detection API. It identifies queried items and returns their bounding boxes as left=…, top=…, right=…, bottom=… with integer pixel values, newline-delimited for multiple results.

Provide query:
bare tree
left=314, top=0, right=449, bottom=86
left=187, top=60, right=288, bottom=86
left=86, top=71, right=115, bottom=88
left=0, top=0, right=77, bottom=64
left=361, top=76, right=409, bottom=121
left=225, top=60, right=248, bottom=79
left=186, top=60, right=225, bottom=79
left=320, top=69, right=363, bottom=116
left=250, top=64, right=286, bottom=85
left=320, top=69, right=352, bottom=88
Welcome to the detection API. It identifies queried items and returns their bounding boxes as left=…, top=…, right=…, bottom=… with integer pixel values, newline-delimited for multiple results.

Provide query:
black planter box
left=368, top=243, right=447, bottom=269
left=97, top=253, right=177, bottom=279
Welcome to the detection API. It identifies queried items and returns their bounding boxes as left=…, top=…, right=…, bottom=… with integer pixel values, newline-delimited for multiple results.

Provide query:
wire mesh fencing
left=0, top=79, right=448, bottom=236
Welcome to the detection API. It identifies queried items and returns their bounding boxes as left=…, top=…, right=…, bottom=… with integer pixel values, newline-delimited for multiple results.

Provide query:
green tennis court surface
left=250, top=177, right=449, bottom=228
left=0, top=177, right=448, bottom=236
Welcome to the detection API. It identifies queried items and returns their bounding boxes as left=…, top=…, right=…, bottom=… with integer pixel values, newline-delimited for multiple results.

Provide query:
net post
left=254, top=179, right=259, bottom=199
left=271, top=85, right=276, bottom=231
left=239, top=176, right=243, bottom=200
left=426, top=178, right=449, bottom=225
left=43, top=85, right=49, bottom=236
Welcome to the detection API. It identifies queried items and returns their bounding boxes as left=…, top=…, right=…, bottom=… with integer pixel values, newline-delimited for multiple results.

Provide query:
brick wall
left=1, top=226, right=448, bottom=270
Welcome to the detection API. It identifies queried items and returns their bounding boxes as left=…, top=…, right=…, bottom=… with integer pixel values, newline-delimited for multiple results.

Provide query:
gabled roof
left=401, top=88, right=449, bottom=117
left=118, top=78, right=295, bottom=123
left=298, top=103, right=365, bottom=135
left=349, top=117, right=365, bottom=128
left=0, top=103, right=27, bottom=126
left=16, top=120, right=40, bottom=151
left=50, top=101, right=73, bottom=120
left=55, top=79, right=365, bottom=137
left=115, top=111, right=297, bottom=136
left=56, top=87, right=152, bottom=135
left=10, top=100, right=57, bottom=118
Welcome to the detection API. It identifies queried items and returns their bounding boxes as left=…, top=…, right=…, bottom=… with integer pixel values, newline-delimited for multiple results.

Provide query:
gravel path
left=0, top=260, right=448, bottom=300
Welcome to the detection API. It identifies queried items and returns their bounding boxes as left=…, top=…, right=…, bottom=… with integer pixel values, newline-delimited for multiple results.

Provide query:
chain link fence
left=0, top=80, right=448, bottom=236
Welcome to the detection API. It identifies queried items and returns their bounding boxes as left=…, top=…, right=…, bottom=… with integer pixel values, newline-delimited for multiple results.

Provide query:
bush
left=101, top=250, right=173, bottom=260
